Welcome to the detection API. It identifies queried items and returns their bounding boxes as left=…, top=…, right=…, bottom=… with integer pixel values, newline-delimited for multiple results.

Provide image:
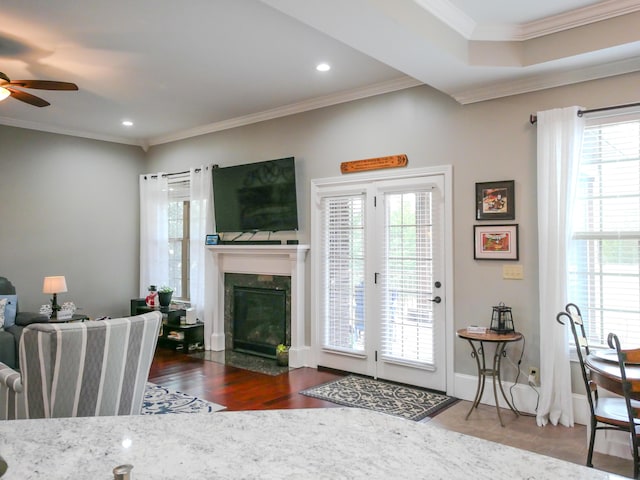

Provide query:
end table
left=456, top=328, right=523, bottom=426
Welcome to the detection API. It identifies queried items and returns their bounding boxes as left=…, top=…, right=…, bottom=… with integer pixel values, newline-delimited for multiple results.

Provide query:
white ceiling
left=0, top=0, right=639, bottom=148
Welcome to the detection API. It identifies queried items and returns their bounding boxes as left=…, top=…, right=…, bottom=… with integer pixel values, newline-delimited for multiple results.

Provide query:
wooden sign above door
left=340, top=154, right=408, bottom=174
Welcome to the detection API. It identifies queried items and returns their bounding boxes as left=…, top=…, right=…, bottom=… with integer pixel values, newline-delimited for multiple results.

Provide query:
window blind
left=167, top=175, right=190, bottom=298
left=380, top=190, right=436, bottom=366
left=320, top=194, right=366, bottom=352
left=569, top=116, right=640, bottom=347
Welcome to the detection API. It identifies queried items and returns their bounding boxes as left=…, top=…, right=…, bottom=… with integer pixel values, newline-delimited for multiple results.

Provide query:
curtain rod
left=143, top=164, right=218, bottom=180
left=529, top=101, right=640, bottom=125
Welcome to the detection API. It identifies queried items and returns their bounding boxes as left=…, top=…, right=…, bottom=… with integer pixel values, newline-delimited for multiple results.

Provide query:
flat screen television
left=212, top=157, right=299, bottom=233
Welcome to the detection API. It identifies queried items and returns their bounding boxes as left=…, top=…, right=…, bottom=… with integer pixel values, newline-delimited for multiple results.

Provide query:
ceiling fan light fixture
left=0, top=87, right=10, bottom=102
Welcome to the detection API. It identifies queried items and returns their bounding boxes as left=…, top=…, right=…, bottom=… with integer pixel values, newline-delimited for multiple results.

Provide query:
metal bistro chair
left=557, top=303, right=630, bottom=469
left=608, top=332, right=640, bottom=479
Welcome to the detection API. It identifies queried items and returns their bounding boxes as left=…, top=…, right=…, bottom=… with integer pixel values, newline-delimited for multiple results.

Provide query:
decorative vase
left=276, top=350, right=289, bottom=367
left=158, top=291, right=172, bottom=307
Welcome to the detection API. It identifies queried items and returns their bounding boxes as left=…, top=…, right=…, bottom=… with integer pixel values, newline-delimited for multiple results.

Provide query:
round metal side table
left=456, top=328, right=523, bottom=427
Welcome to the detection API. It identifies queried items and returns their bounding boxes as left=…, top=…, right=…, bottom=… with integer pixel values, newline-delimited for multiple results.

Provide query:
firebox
left=233, top=286, right=286, bottom=357
left=224, top=273, right=291, bottom=359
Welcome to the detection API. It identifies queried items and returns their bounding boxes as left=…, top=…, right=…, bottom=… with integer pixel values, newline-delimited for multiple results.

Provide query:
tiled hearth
left=204, top=244, right=310, bottom=367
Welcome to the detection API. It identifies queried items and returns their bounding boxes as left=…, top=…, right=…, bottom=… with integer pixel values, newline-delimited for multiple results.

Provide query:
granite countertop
left=0, top=408, right=626, bottom=479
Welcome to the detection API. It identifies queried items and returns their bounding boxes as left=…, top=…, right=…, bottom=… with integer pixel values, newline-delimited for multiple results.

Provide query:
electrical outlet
left=528, top=367, right=538, bottom=385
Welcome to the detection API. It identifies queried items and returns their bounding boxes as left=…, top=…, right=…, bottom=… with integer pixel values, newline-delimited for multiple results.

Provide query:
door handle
left=430, top=296, right=442, bottom=304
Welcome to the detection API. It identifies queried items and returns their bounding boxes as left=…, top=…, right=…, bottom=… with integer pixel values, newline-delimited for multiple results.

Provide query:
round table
left=456, top=328, right=523, bottom=426
left=586, top=351, right=640, bottom=399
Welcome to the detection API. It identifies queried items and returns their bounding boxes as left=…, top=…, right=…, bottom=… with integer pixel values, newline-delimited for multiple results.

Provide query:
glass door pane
left=321, top=194, right=366, bottom=352
left=380, top=191, right=435, bottom=366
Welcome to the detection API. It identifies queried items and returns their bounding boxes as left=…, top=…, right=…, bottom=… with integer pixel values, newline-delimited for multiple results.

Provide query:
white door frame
left=310, top=165, right=455, bottom=395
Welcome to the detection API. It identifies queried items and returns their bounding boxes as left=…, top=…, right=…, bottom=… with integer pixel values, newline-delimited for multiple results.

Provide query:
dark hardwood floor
left=148, top=347, right=345, bottom=411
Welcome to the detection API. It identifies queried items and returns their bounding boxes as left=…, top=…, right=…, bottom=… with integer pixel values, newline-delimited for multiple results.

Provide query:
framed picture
left=205, top=234, right=220, bottom=245
left=474, top=224, right=519, bottom=260
left=476, top=180, right=515, bottom=220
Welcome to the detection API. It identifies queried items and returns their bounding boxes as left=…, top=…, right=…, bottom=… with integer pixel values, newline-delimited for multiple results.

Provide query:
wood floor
left=148, top=348, right=633, bottom=478
left=148, top=348, right=345, bottom=411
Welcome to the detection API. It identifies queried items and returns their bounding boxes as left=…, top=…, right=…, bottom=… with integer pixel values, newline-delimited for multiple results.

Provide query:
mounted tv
left=212, top=157, right=299, bottom=233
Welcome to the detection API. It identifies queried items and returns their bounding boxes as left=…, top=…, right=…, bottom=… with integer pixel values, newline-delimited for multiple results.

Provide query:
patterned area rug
left=142, top=383, right=226, bottom=415
left=300, top=375, right=457, bottom=421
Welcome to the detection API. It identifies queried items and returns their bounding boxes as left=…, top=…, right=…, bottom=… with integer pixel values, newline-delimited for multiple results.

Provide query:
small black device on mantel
left=490, top=302, right=515, bottom=334
left=212, top=157, right=299, bottom=233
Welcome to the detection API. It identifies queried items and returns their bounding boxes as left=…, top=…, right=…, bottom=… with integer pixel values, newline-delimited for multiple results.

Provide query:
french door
left=312, top=170, right=449, bottom=391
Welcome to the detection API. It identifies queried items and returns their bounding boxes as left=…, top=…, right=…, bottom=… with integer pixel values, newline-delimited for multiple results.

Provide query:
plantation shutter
left=380, top=188, right=438, bottom=367
left=320, top=194, right=366, bottom=353
left=569, top=114, right=640, bottom=347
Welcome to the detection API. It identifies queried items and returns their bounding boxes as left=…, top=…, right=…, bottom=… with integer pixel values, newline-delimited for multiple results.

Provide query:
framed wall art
left=475, top=180, right=515, bottom=220
left=474, top=224, right=519, bottom=260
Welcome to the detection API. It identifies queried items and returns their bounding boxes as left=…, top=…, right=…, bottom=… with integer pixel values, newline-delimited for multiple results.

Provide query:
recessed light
left=316, top=63, right=331, bottom=72
left=122, top=120, right=133, bottom=127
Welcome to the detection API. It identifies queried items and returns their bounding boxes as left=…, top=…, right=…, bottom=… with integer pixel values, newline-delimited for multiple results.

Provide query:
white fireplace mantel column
left=204, top=244, right=310, bottom=368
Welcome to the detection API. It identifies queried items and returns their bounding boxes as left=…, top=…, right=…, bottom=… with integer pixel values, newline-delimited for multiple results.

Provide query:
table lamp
left=43, top=276, right=68, bottom=318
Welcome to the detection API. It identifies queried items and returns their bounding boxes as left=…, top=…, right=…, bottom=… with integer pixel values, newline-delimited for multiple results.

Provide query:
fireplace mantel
left=204, top=244, right=310, bottom=367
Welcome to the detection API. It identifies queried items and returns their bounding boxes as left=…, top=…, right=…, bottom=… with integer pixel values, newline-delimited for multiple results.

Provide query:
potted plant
left=157, top=286, right=174, bottom=307
left=276, top=344, right=289, bottom=366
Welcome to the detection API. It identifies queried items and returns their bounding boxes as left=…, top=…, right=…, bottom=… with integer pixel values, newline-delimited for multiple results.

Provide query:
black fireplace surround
left=224, top=273, right=291, bottom=358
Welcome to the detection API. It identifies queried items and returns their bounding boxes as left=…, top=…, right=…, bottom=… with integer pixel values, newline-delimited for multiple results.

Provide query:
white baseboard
left=209, top=333, right=225, bottom=351
left=289, top=346, right=311, bottom=368
left=454, top=372, right=541, bottom=414
left=455, top=373, right=632, bottom=460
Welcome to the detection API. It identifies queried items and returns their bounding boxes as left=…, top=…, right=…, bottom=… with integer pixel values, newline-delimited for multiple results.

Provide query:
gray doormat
left=300, top=375, right=457, bottom=421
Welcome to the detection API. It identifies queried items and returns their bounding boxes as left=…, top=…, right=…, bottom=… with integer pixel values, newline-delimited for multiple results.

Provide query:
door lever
left=430, top=296, right=442, bottom=304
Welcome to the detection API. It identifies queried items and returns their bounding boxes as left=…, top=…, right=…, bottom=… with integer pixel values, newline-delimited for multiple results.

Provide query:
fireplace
left=205, top=244, right=310, bottom=367
left=225, top=273, right=291, bottom=358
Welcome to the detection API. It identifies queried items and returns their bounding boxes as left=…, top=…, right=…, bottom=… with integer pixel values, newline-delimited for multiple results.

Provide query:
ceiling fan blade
left=6, top=87, right=50, bottom=107
left=8, top=80, right=78, bottom=91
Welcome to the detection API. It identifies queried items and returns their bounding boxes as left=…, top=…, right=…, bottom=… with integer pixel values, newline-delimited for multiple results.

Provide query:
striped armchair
left=0, top=311, right=161, bottom=420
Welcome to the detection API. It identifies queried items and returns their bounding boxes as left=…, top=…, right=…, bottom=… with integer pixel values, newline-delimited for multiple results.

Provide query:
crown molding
left=452, top=56, right=640, bottom=104
left=0, top=77, right=422, bottom=148
left=517, top=0, right=640, bottom=41
left=0, top=116, right=143, bottom=147
left=148, top=76, right=422, bottom=147
left=415, top=0, right=640, bottom=41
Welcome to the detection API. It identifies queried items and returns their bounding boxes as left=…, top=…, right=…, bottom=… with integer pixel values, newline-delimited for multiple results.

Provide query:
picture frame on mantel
left=475, top=180, right=515, bottom=220
left=205, top=234, right=220, bottom=245
left=474, top=224, right=519, bottom=261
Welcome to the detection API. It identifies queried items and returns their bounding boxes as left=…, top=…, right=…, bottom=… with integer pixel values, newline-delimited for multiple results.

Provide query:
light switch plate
left=503, top=264, right=524, bottom=280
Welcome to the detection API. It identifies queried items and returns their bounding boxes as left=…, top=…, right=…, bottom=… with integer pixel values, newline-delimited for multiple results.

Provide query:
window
left=569, top=114, right=640, bottom=347
left=168, top=176, right=190, bottom=299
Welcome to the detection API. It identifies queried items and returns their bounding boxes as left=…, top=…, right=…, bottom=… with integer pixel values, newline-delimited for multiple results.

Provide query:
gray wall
left=2, top=70, right=638, bottom=383
left=0, top=126, right=146, bottom=318
left=145, top=71, right=640, bottom=382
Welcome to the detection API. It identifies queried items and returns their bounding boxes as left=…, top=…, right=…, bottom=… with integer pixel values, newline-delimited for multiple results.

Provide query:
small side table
left=48, top=314, right=90, bottom=324
left=456, top=328, right=523, bottom=426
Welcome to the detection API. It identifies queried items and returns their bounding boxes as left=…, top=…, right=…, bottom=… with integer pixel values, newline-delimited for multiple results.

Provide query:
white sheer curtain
left=189, top=166, right=214, bottom=324
left=139, top=173, right=169, bottom=297
left=536, top=106, right=585, bottom=427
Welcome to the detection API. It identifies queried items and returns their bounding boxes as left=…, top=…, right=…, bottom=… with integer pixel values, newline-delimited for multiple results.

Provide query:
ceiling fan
left=0, top=71, right=78, bottom=107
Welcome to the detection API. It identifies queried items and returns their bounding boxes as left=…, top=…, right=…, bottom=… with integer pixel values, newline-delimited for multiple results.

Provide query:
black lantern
left=490, top=302, right=514, bottom=334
